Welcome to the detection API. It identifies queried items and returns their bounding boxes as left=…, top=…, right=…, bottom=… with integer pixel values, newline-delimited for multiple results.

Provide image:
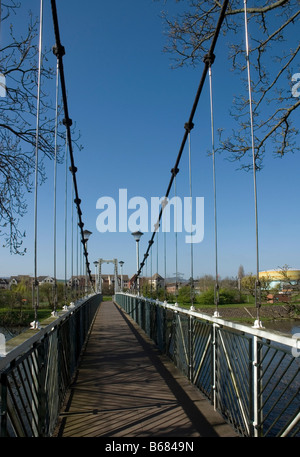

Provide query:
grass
left=0, top=306, right=53, bottom=327
left=102, top=295, right=113, bottom=301
left=0, top=294, right=110, bottom=327
left=1, top=293, right=299, bottom=328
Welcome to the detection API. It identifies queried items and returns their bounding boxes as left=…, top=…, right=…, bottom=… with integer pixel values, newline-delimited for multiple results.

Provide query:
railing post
left=188, top=315, right=194, bottom=383
left=145, top=299, right=150, bottom=335
left=162, top=305, right=167, bottom=354
left=137, top=296, right=141, bottom=326
left=212, top=323, right=218, bottom=409
left=0, top=373, right=8, bottom=437
left=36, top=340, right=48, bottom=437
left=130, top=296, right=133, bottom=316
left=252, top=335, right=263, bottom=437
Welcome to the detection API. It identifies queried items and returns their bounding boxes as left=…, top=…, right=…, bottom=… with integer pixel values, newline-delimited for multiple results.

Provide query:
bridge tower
left=97, top=258, right=119, bottom=294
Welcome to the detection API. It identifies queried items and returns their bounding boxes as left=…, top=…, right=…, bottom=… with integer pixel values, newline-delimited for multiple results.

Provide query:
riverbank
left=1, top=303, right=299, bottom=341
left=195, top=303, right=300, bottom=335
left=196, top=303, right=299, bottom=322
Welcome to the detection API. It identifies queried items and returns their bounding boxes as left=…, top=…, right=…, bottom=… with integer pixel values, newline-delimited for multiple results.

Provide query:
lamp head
left=83, top=229, right=92, bottom=242
left=132, top=231, right=143, bottom=242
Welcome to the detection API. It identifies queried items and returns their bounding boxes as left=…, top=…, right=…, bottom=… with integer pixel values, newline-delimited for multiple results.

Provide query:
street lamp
left=132, top=231, right=143, bottom=295
left=119, top=260, right=124, bottom=291
left=93, top=260, right=99, bottom=293
left=83, top=230, right=92, bottom=295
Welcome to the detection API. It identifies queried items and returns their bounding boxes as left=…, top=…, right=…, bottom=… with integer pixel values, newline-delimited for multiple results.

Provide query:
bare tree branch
left=0, top=2, right=81, bottom=254
left=161, top=0, right=300, bottom=169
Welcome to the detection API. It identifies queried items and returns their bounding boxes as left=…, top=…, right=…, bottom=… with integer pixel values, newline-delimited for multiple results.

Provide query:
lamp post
left=93, top=260, right=99, bottom=293
left=119, top=260, right=124, bottom=291
left=132, top=231, right=143, bottom=295
left=83, top=229, right=92, bottom=295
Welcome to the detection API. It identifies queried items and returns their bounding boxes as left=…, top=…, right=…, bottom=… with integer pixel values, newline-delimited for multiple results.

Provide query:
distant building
left=266, top=293, right=291, bottom=304
left=0, top=278, right=9, bottom=289
left=37, top=276, right=55, bottom=285
left=129, top=273, right=165, bottom=291
left=100, top=274, right=129, bottom=291
left=259, top=269, right=300, bottom=290
left=7, top=275, right=55, bottom=289
left=148, top=273, right=164, bottom=289
left=165, top=283, right=177, bottom=294
left=67, top=275, right=86, bottom=289
left=67, top=274, right=129, bottom=292
left=9, top=275, right=32, bottom=289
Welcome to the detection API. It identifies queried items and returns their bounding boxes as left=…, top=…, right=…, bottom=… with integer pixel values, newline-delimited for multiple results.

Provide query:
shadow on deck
left=53, top=301, right=237, bottom=438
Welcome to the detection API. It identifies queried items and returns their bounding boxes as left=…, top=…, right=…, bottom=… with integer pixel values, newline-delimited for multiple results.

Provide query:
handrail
left=114, top=292, right=300, bottom=437
left=0, top=295, right=97, bottom=371
left=115, top=292, right=300, bottom=350
left=0, top=294, right=102, bottom=437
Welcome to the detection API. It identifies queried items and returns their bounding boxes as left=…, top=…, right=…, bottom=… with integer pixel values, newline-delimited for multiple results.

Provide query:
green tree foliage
left=177, top=285, right=192, bottom=304
left=197, top=287, right=244, bottom=306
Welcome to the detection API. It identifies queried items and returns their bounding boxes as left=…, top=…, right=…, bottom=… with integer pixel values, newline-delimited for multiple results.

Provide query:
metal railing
left=114, top=292, right=300, bottom=437
left=0, top=294, right=101, bottom=437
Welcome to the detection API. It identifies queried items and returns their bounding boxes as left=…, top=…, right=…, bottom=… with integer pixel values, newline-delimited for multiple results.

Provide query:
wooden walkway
left=53, top=301, right=237, bottom=438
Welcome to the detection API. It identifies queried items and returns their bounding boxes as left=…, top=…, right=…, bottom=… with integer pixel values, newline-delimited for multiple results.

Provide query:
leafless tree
left=161, top=0, right=300, bottom=170
left=0, top=2, right=80, bottom=254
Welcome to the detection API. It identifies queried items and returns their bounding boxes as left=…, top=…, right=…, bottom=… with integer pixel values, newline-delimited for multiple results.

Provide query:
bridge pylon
left=97, top=258, right=119, bottom=294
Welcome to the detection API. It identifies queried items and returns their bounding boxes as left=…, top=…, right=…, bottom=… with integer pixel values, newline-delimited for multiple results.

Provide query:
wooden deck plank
left=53, top=301, right=237, bottom=438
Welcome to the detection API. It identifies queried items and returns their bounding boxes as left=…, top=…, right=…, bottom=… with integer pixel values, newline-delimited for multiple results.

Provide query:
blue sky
left=1, top=0, right=299, bottom=281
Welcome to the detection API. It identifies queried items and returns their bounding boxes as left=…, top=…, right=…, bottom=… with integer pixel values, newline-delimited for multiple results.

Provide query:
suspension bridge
left=0, top=0, right=299, bottom=439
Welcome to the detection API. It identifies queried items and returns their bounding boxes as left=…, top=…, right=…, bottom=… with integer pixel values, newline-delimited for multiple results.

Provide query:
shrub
left=197, top=287, right=244, bottom=306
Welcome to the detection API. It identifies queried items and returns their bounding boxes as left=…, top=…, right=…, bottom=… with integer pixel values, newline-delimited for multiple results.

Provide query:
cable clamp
left=63, top=117, right=73, bottom=127
left=184, top=121, right=194, bottom=132
left=203, top=52, right=215, bottom=66
left=171, top=167, right=179, bottom=176
left=161, top=197, right=168, bottom=209
left=52, top=44, right=65, bottom=58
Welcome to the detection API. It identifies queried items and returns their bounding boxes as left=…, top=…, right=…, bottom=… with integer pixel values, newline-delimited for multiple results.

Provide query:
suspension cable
left=174, top=172, right=178, bottom=300
left=164, top=224, right=167, bottom=299
left=64, top=132, right=68, bottom=306
left=76, top=214, right=79, bottom=298
left=135, top=0, right=229, bottom=285
left=71, top=175, right=74, bottom=299
left=32, top=0, right=43, bottom=329
left=206, top=53, right=220, bottom=317
left=188, top=130, right=194, bottom=306
left=156, top=231, right=159, bottom=295
left=52, top=59, right=59, bottom=316
left=150, top=242, right=153, bottom=297
left=244, top=0, right=262, bottom=328
left=51, top=0, right=94, bottom=291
